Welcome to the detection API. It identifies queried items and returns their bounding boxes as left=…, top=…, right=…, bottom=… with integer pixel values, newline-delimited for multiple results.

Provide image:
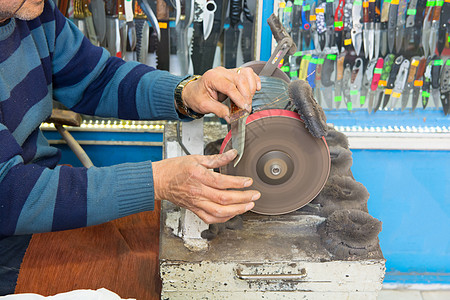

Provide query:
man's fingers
left=196, top=200, right=255, bottom=220
left=198, top=98, right=230, bottom=120
left=201, top=185, right=260, bottom=205
left=193, top=209, right=234, bottom=224
left=199, top=168, right=255, bottom=190
left=200, top=149, right=237, bottom=169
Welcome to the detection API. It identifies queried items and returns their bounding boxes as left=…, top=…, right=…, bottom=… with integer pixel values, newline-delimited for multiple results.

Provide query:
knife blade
left=334, top=0, right=345, bottom=53
left=401, top=56, right=421, bottom=111
left=431, top=58, right=443, bottom=108
left=422, top=2, right=434, bottom=58
left=374, top=54, right=395, bottom=112
left=117, top=0, right=127, bottom=59
left=366, top=0, right=375, bottom=60
left=316, top=1, right=327, bottom=52
left=380, top=0, right=391, bottom=56
left=349, top=58, right=364, bottom=110
left=395, top=0, right=407, bottom=53
left=314, top=54, right=325, bottom=106
left=291, top=0, right=302, bottom=50
left=343, top=0, right=353, bottom=52
left=203, top=1, right=217, bottom=40
left=438, top=0, right=450, bottom=55
left=125, top=0, right=136, bottom=52
left=390, top=58, right=410, bottom=109
left=134, top=2, right=149, bottom=64
left=351, top=0, right=363, bottom=55
left=363, top=0, right=370, bottom=58
left=224, top=0, right=243, bottom=68
left=137, top=0, right=161, bottom=41
left=411, top=57, right=428, bottom=111
left=368, top=57, right=384, bottom=113
left=430, top=2, right=443, bottom=57
left=89, top=0, right=106, bottom=45
left=413, top=0, right=427, bottom=50
left=361, top=58, right=377, bottom=108
left=342, top=63, right=352, bottom=109
left=382, top=55, right=404, bottom=109
left=373, top=0, right=381, bottom=58
left=175, top=0, right=194, bottom=75
left=325, top=0, right=335, bottom=49
left=387, top=0, right=398, bottom=54
left=403, top=0, right=418, bottom=52
left=422, top=59, right=433, bottom=108
left=230, top=102, right=249, bottom=167
left=334, top=53, right=346, bottom=109
left=440, top=58, right=450, bottom=115
left=321, top=53, right=337, bottom=109
left=73, top=0, right=86, bottom=36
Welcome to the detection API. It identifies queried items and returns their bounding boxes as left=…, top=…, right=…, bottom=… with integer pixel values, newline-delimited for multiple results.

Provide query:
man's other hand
left=181, top=67, right=261, bottom=122
left=152, top=149, right=260, bottom=224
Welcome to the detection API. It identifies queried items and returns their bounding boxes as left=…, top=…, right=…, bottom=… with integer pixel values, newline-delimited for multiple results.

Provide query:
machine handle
left=235, top=268, right=307, bottom=281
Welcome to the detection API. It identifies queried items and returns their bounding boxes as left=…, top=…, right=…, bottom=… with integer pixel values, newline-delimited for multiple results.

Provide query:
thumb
left=200, top=149, right=237, bottom=169
left=200, top=99, right=231, bottom=120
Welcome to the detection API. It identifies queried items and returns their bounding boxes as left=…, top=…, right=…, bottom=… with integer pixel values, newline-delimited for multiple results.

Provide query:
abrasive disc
left=220, top=109, right=330, bottom=215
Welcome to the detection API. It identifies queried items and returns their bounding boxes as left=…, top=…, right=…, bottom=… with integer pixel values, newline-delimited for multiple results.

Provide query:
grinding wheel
left=220, top=109, right=330, bottom=215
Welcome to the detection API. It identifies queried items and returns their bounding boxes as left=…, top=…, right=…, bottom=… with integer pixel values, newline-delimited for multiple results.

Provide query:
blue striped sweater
left=0, top=1, right=184, bottom=237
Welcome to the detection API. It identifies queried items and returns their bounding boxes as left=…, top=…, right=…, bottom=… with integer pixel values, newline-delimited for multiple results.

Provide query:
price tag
left=414, top=80, right=423, bottom=87
left=360, top=96, right=366, bottom=105
left=279, top=2, right=286, bottom=8
left=434, top=59, right=443, bottom=66
left=280, top=66, right=290, bottom=72
left=350, top=90, right=359, bottom=95
left=411, top=60, right=420, bottom=67
left=317, top=58, right=325, bottom=64
left=293, top=51, right=303, bottom=56
left=334, top=96, right=343, bottom=102
left=422, top=91, right=430, bottom=97
left=310, top=14, right=317, bottom=21
left=407, top=9, right=417, bottom=15
left=391, top=0, right=400, bottom=5
left=392, top=92, right=401, bottom=98
left=344, top=39, right=352, bottom=45
left=334, top=21, right=343, bottom=27
left=374, top=68, right=383, bottom=74
left=385, top=89, right=393, bottom=95
left=316, top=8, right=325, bottom=13
left=284, top=6, right=293, bottom=12
left=327, top=54, right=337, bottom=60
left=294, top=0, right=303, bottom=5
left=347, top=102, right=353, bottom=110
left=363, top=1, right=370, bottom=8
left=290, top=71, right=299, bottom=77
left=378, top=80, right=387, bottom=86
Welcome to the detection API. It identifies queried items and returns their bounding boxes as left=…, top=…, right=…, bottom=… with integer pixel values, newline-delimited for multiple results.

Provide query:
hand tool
left=117, top=0, right=128, bottom=59
left=125, top=0, right=137, bottom=53
left=413, top=0, right=427, bottom=50
left=307, top=55, right=318, bottom=88
left=374, top=54, right=395, bottom=112
left=90, top=0, right=106, bottom=45
left=342, top=63, right=352, bottom=109
left=440, top=59, right=450, bottom=115
left=334, top=0, right=345, bottom=53
left=438, top=0, right=450, bottom=56
left=175, top=0, right=194, bottom=75
left=362, top=0, right=371, bottom=58
left=411, top=57, right=428, bottom=111
left=325, top=0, right=336, bottom=49
left=343, top=0, right=353, bottom=52
left=382, top=55, right=403, bottom=109
left=422, top=1, right=434, bottom=58
left=299, top=55, right=312, bottom=81
left=361, top=58, right=377, bottom=108
left=390, top=58, right=410, bottom=109
left=379, top=0, right=391, bottom=56
left=302, top=0, right=313, bottom=49
left=290, top=0, right=302, bottom=51
left=224, top=0, right=243, bottom=68
left=334, top=53, right=346, bottom=109
left=422, top=59, right=433, bottom=108
left=155, top=0, right=170, bottom=70
left=367, top=57, right=384, bottom=113
left=82, top=0, right=99, bottom=45
left=137, top=0, right=160, bottom=41
left=395, top=0, right=407, bottom=53
left=373, top=0, right=381, bottom=58
left=135, top=2, right=150, bottom=64
left=401, top=56, right=421, bottom=111
left=73, top=0, right=86, bottom=36
left=316, top=1, right=327, bottom=51
left=403, top=0, right=418, bottom=53
left=321, top=53, right=337, bottom=109
left=430, top=1, right=443, bottom=57
left=241, top=0, right=255, bottom=63
left=203, top=0, right=217, bottom=40
left=387, top=0, right=399, bottom=54
left=349, top=58, right=364, bottom=111
left=431, top=58, right=443, bottom=108
left=351, top=0, right=363, bottom=55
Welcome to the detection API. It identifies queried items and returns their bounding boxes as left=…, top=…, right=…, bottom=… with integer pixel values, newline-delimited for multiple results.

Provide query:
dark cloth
left=0, top=235, right=31, bottom=295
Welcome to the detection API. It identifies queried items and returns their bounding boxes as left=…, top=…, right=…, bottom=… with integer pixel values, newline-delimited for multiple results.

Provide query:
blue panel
left=260, top=1, right=275, bottom=61
left=43, top=130, right=163, bottom=142
left=351, top=149, right=450, bottom=284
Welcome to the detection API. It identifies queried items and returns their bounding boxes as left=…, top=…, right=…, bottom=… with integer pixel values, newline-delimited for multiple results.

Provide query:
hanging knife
left=137, top=0, right=161, bottom=41
left=241, top=0, right=254, bottom=63
left=290, top=0, right=302, bottom=50
left=134, top=2, right=149, bottom=64
left=382, top=55, right=404, bottom=109
left=307, top=55, right=318, bottom=88
left=430, top=1, right=443, bottom=57
left=431, top=58, right=443, bottom=108
left=73, top=0, right=86, bottom=36
left=343, top=0, right=353, bottom=52
left=367, top=57, right=384, bottom=113
left=310, top=2, right=320, bottom=51
left=175, top=0, right=194, bottom=75
left=321, top=53, right=337, bottom=109
left=334, top=0, right=345, bottom=53
left=89, top=0, right=106, bottom=45
left=401, top=56, right=421, bottom=111
left=390, top=58, right=410, bottom=109
left=117, top=0, right=128, bottom=59
left=351, top=0, right=363, bottom=55
left=422, top=59, right=433, bottom=108
left=411, top=57, right=428, bottom=111
left=224, top=0, right=243, bottom=68
left=438, top=0, right=450, bottom=56
left=316, top=1, right=327, bottom=51
left=81, top=0, right=98, bottom=45
left=361, top=58, right=377, bottom=108
left=374, top=54, right=395, bottom=112
left=314, top=55, right=325, bottom=106
left=413, top=0, right=427, bottom=50
left=299, top=55, right=311, bottom=80
left=302, top=0, right=313, bottom=50
left=403, top=0, right=418, bottom=53
left=325, top=0, right=335, bottom=49
left=379, top=0, right=391, bottom=56
left=440, top=59, right=450, bottom=115
left=342, top=63, right=352, bottom=109
left=362, top=0, right=370, bottom=58
left=125, top=0, right=136, bottom=53
left=395, top=0, right=407, bottom=53
left=349, top=58, right=364, bottom=110
left=373, top=0, right=381, bottom=58
left=387, top=0, right=399, bottom=54
left=203, top=1, right=217, bottom=40
left=334, top=53, right=346, bottom=109
left=365, top=0, right=376, bottom=59
left=422, top=2, right=434, bottom=58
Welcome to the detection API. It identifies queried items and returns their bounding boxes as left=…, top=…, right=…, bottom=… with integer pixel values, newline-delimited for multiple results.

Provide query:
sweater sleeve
left=0, top=123, right=155, bottom=236
left=50, top=4, right=183, bottom=121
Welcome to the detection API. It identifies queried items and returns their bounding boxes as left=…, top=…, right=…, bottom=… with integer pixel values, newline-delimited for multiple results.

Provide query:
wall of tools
left=272, top=0, right=450, bottom=115
left=54, top=0, right=257, bottom=77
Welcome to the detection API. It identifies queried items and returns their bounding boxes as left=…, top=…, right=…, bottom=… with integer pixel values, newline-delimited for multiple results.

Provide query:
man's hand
left=181, top=66, right=261, bottom=122
left=152, top=149, right=260, bottom=224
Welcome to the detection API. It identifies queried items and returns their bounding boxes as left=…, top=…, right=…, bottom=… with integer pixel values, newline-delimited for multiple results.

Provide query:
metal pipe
left=55, top=124, right=94, bottom=168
